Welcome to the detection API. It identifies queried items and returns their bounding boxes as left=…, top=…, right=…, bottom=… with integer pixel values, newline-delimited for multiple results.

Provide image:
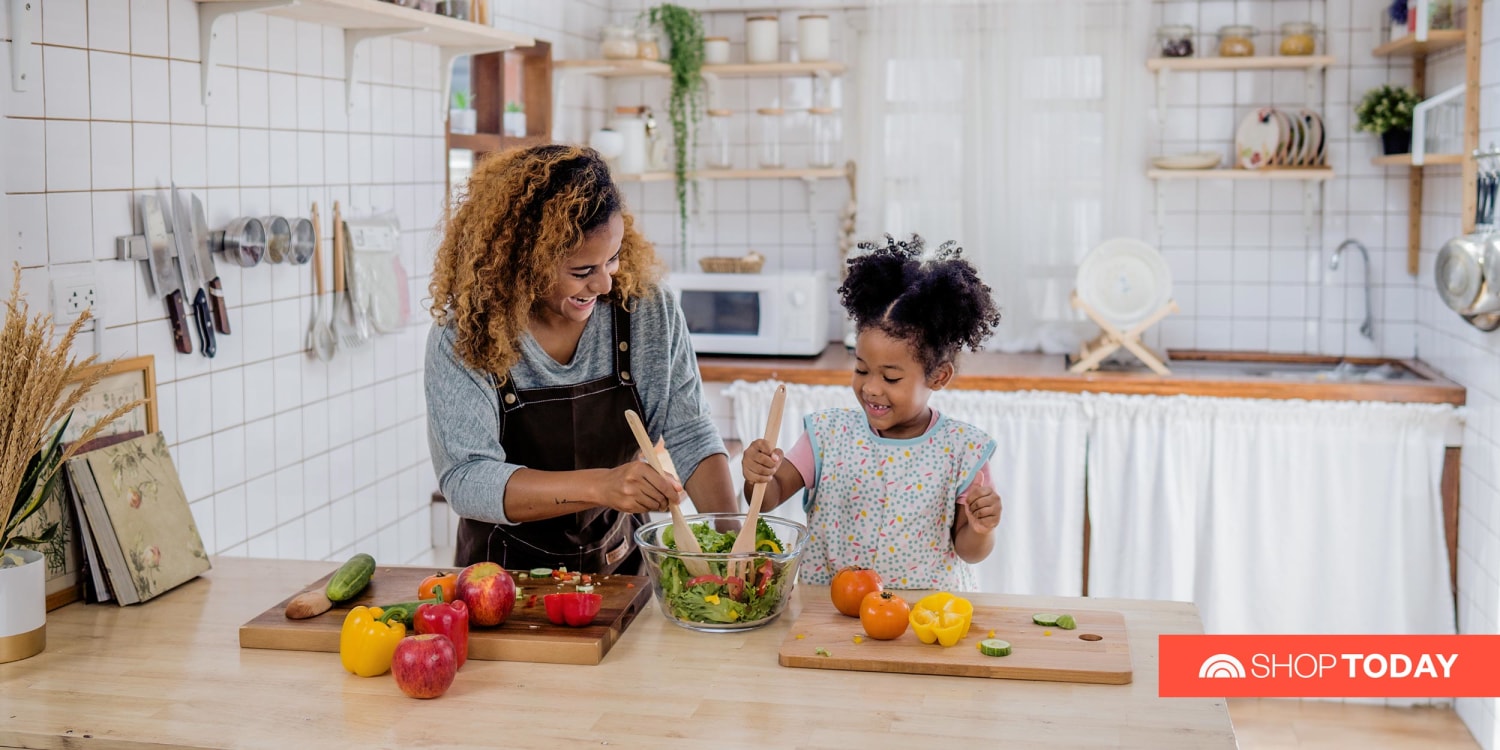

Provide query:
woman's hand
left=963, top=485, right=1002, bottom=534
left=598, top=462, right=683, bottom=514
left=741, top=438, right=784, bottom=485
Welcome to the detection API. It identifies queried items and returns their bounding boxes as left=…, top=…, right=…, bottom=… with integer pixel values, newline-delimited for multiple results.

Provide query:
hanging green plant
left=647, top=4, right=705, bottom=263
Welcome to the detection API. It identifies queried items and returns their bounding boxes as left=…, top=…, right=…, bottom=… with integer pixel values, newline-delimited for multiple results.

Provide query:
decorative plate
left=1299, top=109, right=1325, bottom=166
left=1236, top=108, right=1280, bottom=170
left=1151, top=152, right=1223, bottom=170
left=1075, top=238, right=1175, bottom=328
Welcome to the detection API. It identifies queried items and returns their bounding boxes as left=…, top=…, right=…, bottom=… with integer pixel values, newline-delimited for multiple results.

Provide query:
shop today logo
left=1160, top=636, right=1500, bottom=698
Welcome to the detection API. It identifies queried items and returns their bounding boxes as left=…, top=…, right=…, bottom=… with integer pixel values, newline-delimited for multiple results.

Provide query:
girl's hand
left=963, top=485, right=1002, bottom=534
left=740, top=438, right=784, bottom=484
left=598, top=462, right=683, bottom=514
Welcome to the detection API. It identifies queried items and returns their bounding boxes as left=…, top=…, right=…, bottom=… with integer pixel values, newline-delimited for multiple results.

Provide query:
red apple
left=391, top=634, right=457, bottom=699
left=456, top=562, right=516, bottom=626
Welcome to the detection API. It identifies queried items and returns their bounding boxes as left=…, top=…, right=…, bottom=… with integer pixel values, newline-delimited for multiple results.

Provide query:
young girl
left=741, top=235, right=1004, bottom=590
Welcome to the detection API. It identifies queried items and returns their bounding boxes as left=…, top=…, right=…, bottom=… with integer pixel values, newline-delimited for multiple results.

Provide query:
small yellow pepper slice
left=756, top=539, right=782, bottom=553
left=339, top=606, right=406, bottom=677
left=908, top=592, right=974, bottom=647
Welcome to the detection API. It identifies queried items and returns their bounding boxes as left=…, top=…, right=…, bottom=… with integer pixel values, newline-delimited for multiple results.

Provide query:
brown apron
left=454, top=302, right=647, bottom=574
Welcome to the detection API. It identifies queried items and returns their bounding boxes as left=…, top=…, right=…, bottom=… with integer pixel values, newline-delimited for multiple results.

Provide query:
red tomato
left=859, top=591, right=911, bottom=640
left=830, top=566, right=883, bottom=617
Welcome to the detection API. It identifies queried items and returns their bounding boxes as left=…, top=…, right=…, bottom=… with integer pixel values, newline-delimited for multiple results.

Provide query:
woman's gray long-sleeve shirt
left=425, top=285, right=726, bottom=526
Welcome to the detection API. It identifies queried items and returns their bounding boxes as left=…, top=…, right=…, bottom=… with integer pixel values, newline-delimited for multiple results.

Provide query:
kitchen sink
left=1090, top=357, right=1424, bottom=382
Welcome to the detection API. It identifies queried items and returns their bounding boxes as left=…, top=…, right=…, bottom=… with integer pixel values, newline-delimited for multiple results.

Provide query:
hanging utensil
left=331, top=202, right=365, bottom=351
left=728, top=384, right=785, bottom=581
left=141, top=195, right=192, bottom=354
left=171, top=183, right=214, bottom=358
left=307, top=203, right=336, bottom=361
left=624, top=409, right=709, bottom=577
left=190, top=194, right=231, bottom=335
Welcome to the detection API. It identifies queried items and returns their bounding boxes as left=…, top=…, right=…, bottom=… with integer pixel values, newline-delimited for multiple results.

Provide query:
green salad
left=657, top=519, right=792, bottom=625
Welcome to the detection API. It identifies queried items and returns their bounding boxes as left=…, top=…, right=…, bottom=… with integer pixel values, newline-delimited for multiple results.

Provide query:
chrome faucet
left=1330, top=239, right=1375, bottom=340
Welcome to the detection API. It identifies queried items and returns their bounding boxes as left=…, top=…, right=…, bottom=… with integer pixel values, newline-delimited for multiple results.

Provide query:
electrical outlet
left=51, top=276, right=98, bottom=324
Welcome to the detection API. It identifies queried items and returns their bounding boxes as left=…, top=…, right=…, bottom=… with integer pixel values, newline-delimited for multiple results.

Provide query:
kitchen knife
left=142, top=195, right=192, bottom=354
left=170, top=183, right=214, bottom=357
left=190, top=193, right=231, bottom=335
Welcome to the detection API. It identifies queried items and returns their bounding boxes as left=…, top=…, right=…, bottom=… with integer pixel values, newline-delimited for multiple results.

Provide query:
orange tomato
left=418, top=572, right=457, bottom=603
left=830, top=566, right=883, bottom=617
left=859, top=591, right=911, bottom=640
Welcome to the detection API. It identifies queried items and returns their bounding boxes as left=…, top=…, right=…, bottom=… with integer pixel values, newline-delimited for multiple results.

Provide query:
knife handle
left=192, top=289, right=216, bottom=358
left=165, top=290, right=192, bottom=354
left=207, top=276, right=231, bottom=334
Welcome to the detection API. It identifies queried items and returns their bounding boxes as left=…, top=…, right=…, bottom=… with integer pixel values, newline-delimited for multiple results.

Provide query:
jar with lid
left=798, top=14, right=830, bottom=62
left=1156, top=24, right=1194, bottom=57
left=1278, top=22, right=1316, bottom=55
left=1217, top=24, right=1256, bottom=57
left=704, top=36, right=731, bottom=65
left=636, top=29, right=662, bottom=61
left=757, top=107, right=783, bottom=168
left=601, top=26, right=638, bottom=60
left=746, top=15, right=780, bottom=64
left=807, top=107, right=840, bottom=167
left=705, top=109, right=734, bottom=169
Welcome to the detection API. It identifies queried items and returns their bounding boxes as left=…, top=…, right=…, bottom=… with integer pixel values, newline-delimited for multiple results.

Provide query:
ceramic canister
left=0, top=548, right=46, bottom=663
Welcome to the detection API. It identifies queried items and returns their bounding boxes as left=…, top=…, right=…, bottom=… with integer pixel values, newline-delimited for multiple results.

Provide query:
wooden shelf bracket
left=344, top=27, right=425, bottom=110
left=199, top=0, right=295, bottom=105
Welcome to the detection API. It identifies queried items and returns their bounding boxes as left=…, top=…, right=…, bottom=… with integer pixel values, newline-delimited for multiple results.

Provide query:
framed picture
left=16, top=355, right=157, bottom=610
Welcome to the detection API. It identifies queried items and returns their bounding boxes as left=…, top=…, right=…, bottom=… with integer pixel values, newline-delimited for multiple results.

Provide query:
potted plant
left=1355, top=84, right=1422, bottom=155
left=503, top=101, right=526, bottom=138
left=646, top=4, right=706, bottom=263
left=450, top=91, right=477, bottom=136
left=1, top=265, right=139, bottom=663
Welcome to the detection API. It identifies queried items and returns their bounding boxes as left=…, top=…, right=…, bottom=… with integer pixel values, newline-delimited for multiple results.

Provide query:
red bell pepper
left=543, top=592, right=602, bottom=627
left=755, top=558, right=774, bottom=597
left=415, top=592, right=470, bottom=668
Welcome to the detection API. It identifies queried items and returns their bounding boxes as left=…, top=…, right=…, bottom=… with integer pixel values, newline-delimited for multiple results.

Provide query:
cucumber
left=1032, top=613, right=1059, bottom=626
left=325, top=553, right=376, bottom=602
left=530, top=567, right=553, bottom=577
left=979, top=639, right=1012, bottom=657
left=1055, top=614, right=1077, bottom=630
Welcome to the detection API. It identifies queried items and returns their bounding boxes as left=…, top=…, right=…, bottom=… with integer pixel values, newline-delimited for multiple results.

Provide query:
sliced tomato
left=755, top=559, right=774, bottom=596
left=724, top=576, right=746, bottom=600
left=686, top=574, right=727, bottom=588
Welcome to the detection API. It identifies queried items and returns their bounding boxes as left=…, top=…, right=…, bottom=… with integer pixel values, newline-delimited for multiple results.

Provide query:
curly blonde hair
left=429, top=144, right=660, bottom=377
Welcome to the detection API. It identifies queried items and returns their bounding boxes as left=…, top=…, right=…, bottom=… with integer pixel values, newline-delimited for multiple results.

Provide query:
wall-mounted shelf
left=195, top=0, right=532, bottom=111
left=1373, top=153, right=1465, bottom=166
left=616, top=168, right=846, bottom=182
left=555, top=59, right=846, bottom=78
left=1372, top=29, right=1466, bottom=57
left=553, top=59, right=672, bottom=77
left=1145, top=55, right=1335, bottom=72
left=1146, top=168, right=1334, bottom=180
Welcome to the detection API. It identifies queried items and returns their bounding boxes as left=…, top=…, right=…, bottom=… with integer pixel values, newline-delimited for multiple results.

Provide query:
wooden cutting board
left=778, top=597, right=1133, bottom=684
left=239, top=565, right=654, bottom=665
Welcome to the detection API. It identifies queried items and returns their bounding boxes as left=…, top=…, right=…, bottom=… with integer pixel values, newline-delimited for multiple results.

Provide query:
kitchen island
left=1, top=558, right=1235, bottom=749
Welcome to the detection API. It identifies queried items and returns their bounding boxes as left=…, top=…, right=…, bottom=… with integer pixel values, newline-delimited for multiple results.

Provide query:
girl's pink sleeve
left=955, top=462, right=993, bottom=506
left=783, top=432, right=815, bottom=486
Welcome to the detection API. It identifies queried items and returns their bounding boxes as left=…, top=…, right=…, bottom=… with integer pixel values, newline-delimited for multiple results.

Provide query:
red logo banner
left=1159, top=635, right=1500, bottom=698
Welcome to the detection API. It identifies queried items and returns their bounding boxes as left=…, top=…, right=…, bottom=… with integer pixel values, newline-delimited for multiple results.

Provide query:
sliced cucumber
left=529, top=567, right=552, bottom=577
left=979, top=639, right=1012, bottom=657
left=1056, top=614, right=1077, bottom=630
left=1032, top=613, right=1060, bottom=626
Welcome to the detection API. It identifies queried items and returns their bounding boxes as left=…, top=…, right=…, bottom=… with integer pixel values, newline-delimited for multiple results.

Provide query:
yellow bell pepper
left=908, top=592, right=974, bottom=647
left=339, top=606, right=406, bottom=677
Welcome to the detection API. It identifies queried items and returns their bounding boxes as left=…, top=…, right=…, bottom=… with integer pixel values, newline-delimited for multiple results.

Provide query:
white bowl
left=1151, top=152, right=1222, bottom=170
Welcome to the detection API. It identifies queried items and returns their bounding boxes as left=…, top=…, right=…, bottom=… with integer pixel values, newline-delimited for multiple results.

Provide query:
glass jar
left=1279, top=22, right=1316, bottom=56
left=798, top=14, right=830, bottom=62
left=636, top=29, right=662, bottom=61
left=601, top=26, right=638, bottom=60
left=1156, top=24, right=1195, bottom=57
left=704, top=36, right=731, bottom=65
left=746, top=15, right=780, bottom=64
left=808, top=107, right=839, bottom=167
left=757, top=107, right=783, bottom=168
left=705, top=109, right=734, bottom=169
left=1217, top=24, right=1256, bottom=57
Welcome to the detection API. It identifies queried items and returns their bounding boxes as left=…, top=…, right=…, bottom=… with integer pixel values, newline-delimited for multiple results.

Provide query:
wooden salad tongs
left=729, top=384, right=786, bottom=581
left=625, top=409, right=710, bottom=577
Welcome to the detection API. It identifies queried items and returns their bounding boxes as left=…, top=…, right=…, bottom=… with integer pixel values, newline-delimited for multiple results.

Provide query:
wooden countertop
left=698, top=347, right=1467, bottom=405
left=1, top=558, right=1235, bottom=749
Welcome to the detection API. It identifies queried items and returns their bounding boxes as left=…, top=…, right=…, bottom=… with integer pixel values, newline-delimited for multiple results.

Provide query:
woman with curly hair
left=739, top=235, right=1004, bottom=590
left=426, top=144, right=737, bottom=572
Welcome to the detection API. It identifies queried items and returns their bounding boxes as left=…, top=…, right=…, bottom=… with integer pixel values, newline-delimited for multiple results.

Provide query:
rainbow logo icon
left=1198, top=653, right=1247, bottom=679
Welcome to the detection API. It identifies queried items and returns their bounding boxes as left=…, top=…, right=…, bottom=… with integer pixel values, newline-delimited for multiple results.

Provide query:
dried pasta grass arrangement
left=1, top=264, right=141, bottom=567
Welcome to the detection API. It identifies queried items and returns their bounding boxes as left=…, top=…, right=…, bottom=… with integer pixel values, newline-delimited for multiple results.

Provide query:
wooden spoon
left=729, top=384, right=786, bottom=580
left=624, top=410, right=709, bottom=576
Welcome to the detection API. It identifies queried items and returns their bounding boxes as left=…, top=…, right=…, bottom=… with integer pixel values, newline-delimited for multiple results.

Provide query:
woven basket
left=698, top=251, right=766, bottom=274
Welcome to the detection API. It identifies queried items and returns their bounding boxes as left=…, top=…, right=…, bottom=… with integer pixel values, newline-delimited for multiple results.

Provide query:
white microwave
left=669, top=271, right=831, bottom=356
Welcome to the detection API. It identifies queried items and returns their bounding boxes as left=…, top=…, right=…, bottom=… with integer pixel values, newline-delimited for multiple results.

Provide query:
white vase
left=449, top=109, right=477, bottom=135
left=0, top=548, right=46, bottom=664
left=503, top=111, right=526, bottom=138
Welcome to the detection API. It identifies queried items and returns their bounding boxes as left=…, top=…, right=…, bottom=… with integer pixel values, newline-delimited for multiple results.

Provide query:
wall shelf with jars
left=554, top=59, right=846, bottom=78
left=614, top=168, right=846, bottom=183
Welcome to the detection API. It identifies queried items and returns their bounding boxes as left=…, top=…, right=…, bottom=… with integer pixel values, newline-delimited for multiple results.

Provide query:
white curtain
left=723, top=381, right=1089, bottom=596
left=1086, top=394, right=1459, bottom=643
left=855, top=0, right=1150, bottom=353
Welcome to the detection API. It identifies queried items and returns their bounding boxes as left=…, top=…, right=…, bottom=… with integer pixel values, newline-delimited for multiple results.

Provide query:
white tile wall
left=1, top=0, right=619, bottom=567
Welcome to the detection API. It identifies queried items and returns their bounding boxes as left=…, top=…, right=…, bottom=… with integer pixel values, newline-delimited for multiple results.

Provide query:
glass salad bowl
left=634, top=512, right=808, bottom=633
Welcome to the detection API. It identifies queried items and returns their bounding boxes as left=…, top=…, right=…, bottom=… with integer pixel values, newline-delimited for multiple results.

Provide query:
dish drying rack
left=1067, top=291, right=1180, bottom=376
